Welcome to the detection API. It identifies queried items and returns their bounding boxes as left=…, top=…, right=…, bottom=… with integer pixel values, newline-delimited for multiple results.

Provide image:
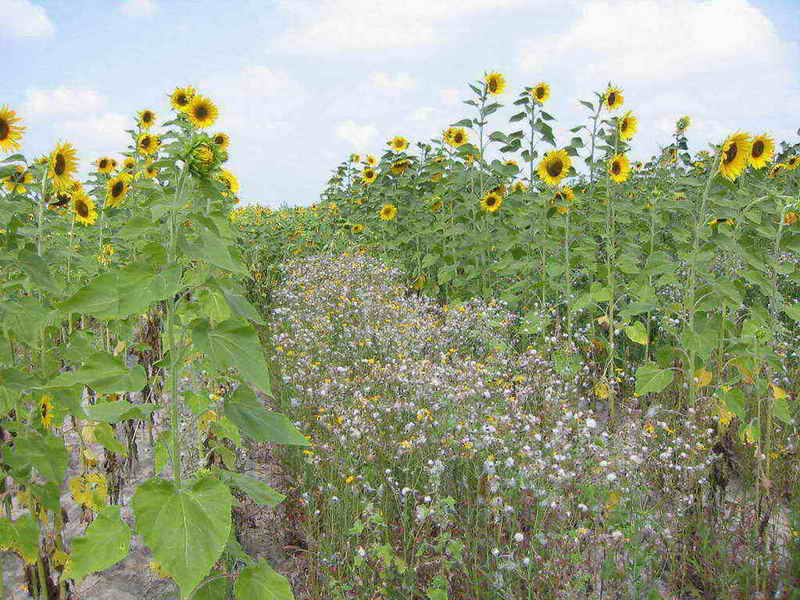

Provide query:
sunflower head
left=768, top=163, right=787, bottom=179
left=553, top=186, right=575, bottom=204
left=362, top=167, right=377, bottom=185
left=618, top=111, right=638, bottom=141
left=511, top=181, right=527, bottom=193
left=96, top=157, right=115, bottom=174
left=484, top=72, right=506, bottom=96
left=72, top=191, right=98, bottom=226
left=144, top=160, right=159, bottom=179
left=379, top=203, right=398, bottom=221
left=608, top=154, right=631, bottom=183
left=138, top=109, right=156, bottom=129
left=39, top=395, right=54, bottom=429
left=212, top=132, right=230, bottom=151
left=170, top=86, right=196, bottom=112
left=481, top=192, right=503, bottom=213
left=2, top=165, right=33, bottom=193
left=785, top=156, right=799, bottom=170
left=444, top=127, right=468, bottom=148
left=536, top=149, right=572, bottom=186
left=216, top=169, right=240, bottom=195
left=676, top=115, right=691, bottom=133
left=105, top=173, right=131, bottom=208
left=187, top=95, right=218, bottom=129
left=719, top=132, right=752, bottom=181
left=388, top=136, right=409, bottom=152
left=351, top=223, right=365, bottom=234
left=365, top=155, right=377, bottom=166
left=137, top=133, right=160, bottom=156
left=49, top=142, right=79, bottom=190
left=531, top=82, right=550, bottom=103
left=350, top=153, right=361, bottom=163
left=0, top=106, right=25, bottom=153
left=123, top=157, right=136, bottom=172
left=603, top=86, right=624, bottom=110
left=748, top=134, right=774, bottom=169
left=390, top=159, right=411, bottom=176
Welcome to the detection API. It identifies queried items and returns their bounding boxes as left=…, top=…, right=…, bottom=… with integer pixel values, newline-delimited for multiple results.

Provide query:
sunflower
left=350, top=153, right=361, bottom=163
left=2, top=165, right=33, bottom=193
left=138, top=109, right=156, bottom=129
left=352, top=223, right=365, bottom=234
left=444, top=127, right=469, bottom=148
left=768, top=163, right=787, bottom=178
left=68, top=472, right=108, bottom=512
left=187, top=95, right=218, bottom=129
left=379, top=203, right=398, bottom=221
left=485, top=72, right=506, bottom=95
left=603, top=86, right=624, bottom=110
left=553, top=186, right=575, bottom=203
left=144, top=160, right=159, bottom=179
left=0, top=106, right=25, bottom=153
left=194, top=144, right=215, bottom=165
left=49, top=189, right=73, bottom=209
left=96, top=157, right=115, bottom=174
left=109, top=158, right=118, bottom=171
left=388, top=136, right=409, bottom=152
left=123, top=157, right=136, bottom=172
left=618, top=111, right=638, bottom=141
left=784, top=211, right=798, bottom=226
left=531, top=82, right=550, bottom=103
left=511, top=181, right=527, bottom=193
left=105, top=173, right=131, bottom=208
left=708, top=217, right=735, bottom=227
left=490, top=183, right=507, bottom=196
left=430, top=196, right=443, bottom=212
left=362, top=167, right=377, bottom=184
left=676, top=115, right=691, bottom=133
left=390, top=159, right=411, bottom=175
left=365, top=155, right=377, bottom=166
left=537, top=149, right=572, bottom=186
left=745, top=134, right=774, bottom=169
left=785, top=156, right=799, bottom=170
left=217, top=169, right=240, bottom=195
left=72, top=191, right=98, bottom=225
left=137, top=133, right=160, bottom=155
left=481, top=191, right=503, bottom=213
left=170, top=86, right=196, bottom=112
left=39, top=395, right=54, bottom=429
left=49, top=142, right=79, bottom=190
left=608, top=154, right=631, bottom=183
left=212, top=132, right=230, bottom=150
left=718, top=132, right=751, bottom=181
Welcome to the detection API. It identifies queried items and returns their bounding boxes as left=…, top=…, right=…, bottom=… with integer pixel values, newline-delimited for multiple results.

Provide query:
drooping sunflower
left=531, top=82, right=550, bottom=103
left=553, top=186, right=575, bottom=204
left=216, top=169, right=240, bottom=195
left=718, top=132, right=752, bottom=181
left=212, top=132, right=230, bottom=150
left=785, top=156, right=799, bottom=170
left=122, top=156, right=136, bottom=172
left=137, top=133, right=160, bottom=155
left=768, top=163, right=787, bottom=178
left=390, top=159, right=411, bottom=175
left=536, top=149, right=572, bottom=186
left=138, top=109, right=156, bottom=129
left=143, top=160, right=159, bottom=179
left=362, top=167, right=377, bottom=184
left=96, top=157, right=115, bottom=174
left=603, top=86, right=624, bottom=110
left=365, top=155, right=377, bottom=166
left=511, top=181, right=527, bottom=193
left=481, top=191, right=503, bottom=213
left=351, top=223, right=365, bottom=234
left=388, top=136, right=409, bottom=152
left=444, top=127, right=469, bottom=148
left=0, top=106, right=25, bottom=153
left=618, top=111, right=638, bottom=141
left=49, top=188, right=73, bottom=209
left=194, top=144, right=215, bottom=165
left=170, top=86, right=196, bottom=112
left=379, top=203, right=398, bottom=221
left=676, top=115, right=691, bottom=133
left=39, top=394, right=54, bottom=429
left=187, top=95, right=218, bottom=129
left=2, top=165, right=33, bottom=193
left=72, top=191, right=98, bottom=225
left=608, top=154, right=631, bottom=183
left=105, top=173, right=131, bottom=208
left=485, top=72, right=506, bottom=95
left=49, top=142, right=79, bottom=190
left=748, top=134, right=774, bottom=169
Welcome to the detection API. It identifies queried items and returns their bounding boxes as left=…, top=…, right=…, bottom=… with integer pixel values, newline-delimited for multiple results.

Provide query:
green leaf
left=216, top=280, right=265, bottom=325
left=192, top=319, right=272, bottom=394
left=773, top=397, right=792, bottom=425
left=0, top=513, right=40, bottom=564
left=65, top=505, right=131, bottom=584
left=186, top=229, right=250, bottom=277
left=234, top=559, right=295, bottom=600
left=224, top=386, right=309, bottom=446
left=624, top=322, right=649, bottom=345
left=42, top=351, right=146, bottom=394
left=219, top=470, right=285, bottom=507
left=132, top=477, right=232, bottom=598
left=720, top=387, right=746, bottom=419
left=85, top=400, right=157, bottom=423
left=3, top=432, right=68, bottom=483
left=93, top=422, right=128, bottom=457
left=634, top=362, right=674, bottom=396
left=783, top=303, right=800, bottom=321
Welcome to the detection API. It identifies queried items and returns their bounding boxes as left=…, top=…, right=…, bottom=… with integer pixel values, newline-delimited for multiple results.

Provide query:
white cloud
left=120, top=0, right=157, bottom=18
left=409, top=107, right=436, bottom=122
left=335, top=120, right=378, bottom=150
left=1, top=0, right=55, bottom=39
left=369, top=72, right=417, bottom=91
left=23, top=87, right=107, bottom=118
left=56, top=112, right=131, bottom=169
left=439, top=88, right=461, bottom=106
left=274, top=0, right=532, bottom=53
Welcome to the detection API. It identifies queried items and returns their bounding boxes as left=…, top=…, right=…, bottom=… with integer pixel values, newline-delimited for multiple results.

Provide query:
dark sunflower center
left=454, top=133, right=463, bottom=143
left=366, top=170, right=374, bottom=177
left=99, top=159, right=108, bottom=169
left=489, top=78, right=498, bottom=92
left=215, top=135, right=224, bottom=145
left=112, top=181, right=124, bottom=197
left=141, top=137, right=151, bottom=149
left=144, top=112, right=153, bottom=122
left=76, top=200, right=89, bottom=217
left=178, top=94, right=188, bottom=105
left=724, top=143, right=737, bottom=164
left=621, top=119, right=629, bottom=131
left=547, top=159, right=563, bottom=178
left=0, top=119, right=8, bottom=141
left=41, top=404, right=48, bottom=418
left=536, top=87, right=545, bottom=98
left=752, top=140, right=764, bottom=158
left=612, top=162, right=621, bottom=175
left=608, top=92, right=616, bottom=105
left=195, top=104, right=209, bottom=120
left=11, top=171, right=24, bottom=183
left=54, top=153, right=66, bottom=176
left=487, top=196, right=497, bottom=206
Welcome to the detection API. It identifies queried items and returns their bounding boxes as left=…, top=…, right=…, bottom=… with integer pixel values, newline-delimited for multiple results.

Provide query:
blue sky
left=4, top=0, right=799, bottom=207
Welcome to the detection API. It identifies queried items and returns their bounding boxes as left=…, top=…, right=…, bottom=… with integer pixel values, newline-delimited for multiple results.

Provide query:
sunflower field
left=2, top=70, right=800, bottom=599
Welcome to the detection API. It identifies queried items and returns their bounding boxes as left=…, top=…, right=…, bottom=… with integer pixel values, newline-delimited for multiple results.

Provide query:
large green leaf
left=42, top=351, right=146, bottom=394
left=624, top=321, right=649, bottom=345
left=3, top=432, right=68, bottom=483
left=65, top=505, right=131, bottom=583
left=192, top=319, right=272, bottom=394
left=234, top=560, right=294, bottom=600
left=186, top=229, right=249, bottom=277
left=0, top=513, right=40, bottom=564
left=219, top=470, right=285, bottom=507
left=224, top=387, right=308, bottom=446
left=132, top=477, right=232, bottom=599
left=634, top=362, right=674, bottom=396
left=85, top=400, right=157, bottom=423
